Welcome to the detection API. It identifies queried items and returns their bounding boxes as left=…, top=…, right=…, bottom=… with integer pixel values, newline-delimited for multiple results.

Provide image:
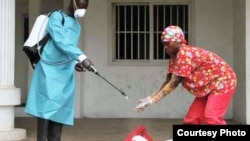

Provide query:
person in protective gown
left=135, top=25, right=237, bottom=125
left=25, top=0, right=93, bottom=140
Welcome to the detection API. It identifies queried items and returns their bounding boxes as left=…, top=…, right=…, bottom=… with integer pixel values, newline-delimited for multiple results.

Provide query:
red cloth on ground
left=124, top=125, right=154, bottom=141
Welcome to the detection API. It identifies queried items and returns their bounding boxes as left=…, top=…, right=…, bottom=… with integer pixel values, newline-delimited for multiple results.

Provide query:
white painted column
left=0, top=0, right=26, bottom=140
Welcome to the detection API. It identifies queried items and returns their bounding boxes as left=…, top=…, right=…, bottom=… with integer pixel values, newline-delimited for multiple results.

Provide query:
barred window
left=115, top=5, right=150, bottom=60
left=109, top=1, right=190, bottom=64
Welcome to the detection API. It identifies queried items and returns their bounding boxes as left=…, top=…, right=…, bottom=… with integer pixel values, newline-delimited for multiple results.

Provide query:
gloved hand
left=75, top=62, right=85, bottom=72
left=135, top=96, right=153, bottom=112
left=81, top=58, right=95, bottom=72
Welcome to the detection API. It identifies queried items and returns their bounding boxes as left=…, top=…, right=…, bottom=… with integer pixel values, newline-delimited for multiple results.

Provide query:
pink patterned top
left=168, top=45, right=237, bottom=97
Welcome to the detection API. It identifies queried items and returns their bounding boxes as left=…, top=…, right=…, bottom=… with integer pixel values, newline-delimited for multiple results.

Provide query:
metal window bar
left=183, top=5, right=186, bottom=39
left=177, top=5, right=179, bottom=25
left=144, top=6, right=147, bottom=59
left=163, top=6, right=166, bottom=59
left=124, top=6, right=127, bottom=60
left=117, top=6, right=120, bottom=59
left=156, top=5, right=159, bottom=59
left=170, top=5, right=173, bottom=27
left=137, top=5, right=140, bottom=60
left=131, top=6, right=133, bottom=60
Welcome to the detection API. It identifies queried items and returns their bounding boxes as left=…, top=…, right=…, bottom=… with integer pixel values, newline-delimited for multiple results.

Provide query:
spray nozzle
left=90, top=65, right=98, bottom=74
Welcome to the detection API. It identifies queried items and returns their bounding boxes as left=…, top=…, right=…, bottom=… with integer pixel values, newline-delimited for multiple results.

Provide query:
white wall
left=233, top=0, right=250, bottom=124
left=194, top=0, right=234, bottom=65
left=79, top=0, right=235, bottom=119
left=246, top=0, right=250, bottom=125
left=193, top=0, right=234, bottom=118
left=15, top=0, right=237, bottom=119
left=80, top=0, right=191, bottom=118
left=15, top=0, right=29, bottom=104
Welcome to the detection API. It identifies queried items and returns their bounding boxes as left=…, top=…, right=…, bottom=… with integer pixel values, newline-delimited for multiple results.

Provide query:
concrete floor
left=15, top=117, right=238, bottom=141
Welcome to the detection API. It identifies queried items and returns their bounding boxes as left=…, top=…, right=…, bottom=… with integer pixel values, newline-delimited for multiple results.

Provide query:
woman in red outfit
left=135, top=25, right=237, bottom=125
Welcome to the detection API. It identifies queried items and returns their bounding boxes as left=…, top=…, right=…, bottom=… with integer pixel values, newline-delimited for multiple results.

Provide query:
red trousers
left=183, top=87, right=236, bottom=125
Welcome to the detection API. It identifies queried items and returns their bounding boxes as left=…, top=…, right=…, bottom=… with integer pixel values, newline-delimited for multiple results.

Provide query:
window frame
left=107, top=0, right=194, bottom=66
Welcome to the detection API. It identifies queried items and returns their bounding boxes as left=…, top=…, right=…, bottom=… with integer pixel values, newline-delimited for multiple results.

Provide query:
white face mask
left=74, top=8, right=86, bottom=18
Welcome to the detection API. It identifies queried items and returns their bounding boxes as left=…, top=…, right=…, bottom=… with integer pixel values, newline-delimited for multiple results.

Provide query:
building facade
left=1, top=0, right=250, bottom=140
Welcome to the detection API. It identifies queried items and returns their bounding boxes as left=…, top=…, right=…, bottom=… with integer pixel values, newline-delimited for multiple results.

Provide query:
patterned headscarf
left=161, top=25, right=186, bottom=44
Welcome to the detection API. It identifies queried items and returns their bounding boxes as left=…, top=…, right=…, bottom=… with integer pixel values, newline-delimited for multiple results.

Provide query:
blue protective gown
left=25, top=11, right=84, bottom=126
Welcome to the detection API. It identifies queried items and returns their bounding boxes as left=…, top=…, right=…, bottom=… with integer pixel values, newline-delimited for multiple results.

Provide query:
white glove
left=135, top=96, right=153, bottom=112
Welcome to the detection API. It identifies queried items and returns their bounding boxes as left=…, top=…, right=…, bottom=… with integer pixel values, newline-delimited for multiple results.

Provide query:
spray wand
left=90, top=66, right=129, bottom=100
